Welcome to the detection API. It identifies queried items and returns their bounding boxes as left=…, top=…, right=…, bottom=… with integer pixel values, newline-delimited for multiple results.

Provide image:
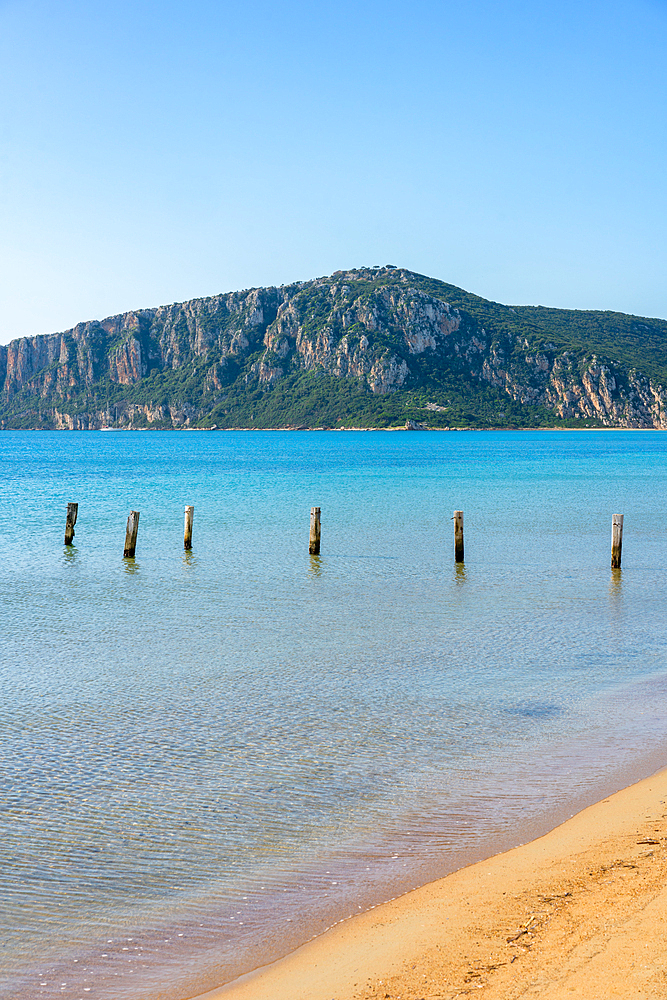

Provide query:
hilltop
left=1, top=266, right=666, bottom=429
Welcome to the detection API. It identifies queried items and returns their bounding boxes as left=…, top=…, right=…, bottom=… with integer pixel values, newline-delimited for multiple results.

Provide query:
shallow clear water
left=2, top=429, right=667, bottom=999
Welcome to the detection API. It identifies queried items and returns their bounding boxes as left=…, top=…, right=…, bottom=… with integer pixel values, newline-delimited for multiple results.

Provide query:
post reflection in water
left=182, top=550, right=196, bottom=570
left=309, top=554, right=322, bottom=578
left=454, top=562, right=466, bottom=584
left=123, top=557, right=140, bottom=575
left=609, top=567, right=623, bottom=604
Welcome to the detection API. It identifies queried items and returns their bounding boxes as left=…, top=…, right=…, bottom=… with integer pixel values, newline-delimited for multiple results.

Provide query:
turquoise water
left=2, top=429, right=667, bottom=999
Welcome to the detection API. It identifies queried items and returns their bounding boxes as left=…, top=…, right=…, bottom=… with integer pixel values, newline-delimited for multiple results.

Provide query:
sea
left=2, top=429, right=667, bottom=1000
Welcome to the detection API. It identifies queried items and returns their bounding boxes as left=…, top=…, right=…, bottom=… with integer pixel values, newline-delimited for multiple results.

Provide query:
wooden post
left=611, top=513, right=623, bottom=569
left=124, top=511, right=140, bottom=558
left=309, top=507, right=321, bottom=555
left=64, top=502, right=78, bottom=545
left=184, top=505, right=194, bottom=550
left=454, top=510, right=464, bottom=563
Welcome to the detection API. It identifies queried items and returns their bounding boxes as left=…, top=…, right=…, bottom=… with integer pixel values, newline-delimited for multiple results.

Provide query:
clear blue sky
left=1, top=0, right=666, bottom=343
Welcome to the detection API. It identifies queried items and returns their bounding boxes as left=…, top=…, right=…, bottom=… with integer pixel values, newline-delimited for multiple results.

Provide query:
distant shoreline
left=3, top=425, right=667, bottom=432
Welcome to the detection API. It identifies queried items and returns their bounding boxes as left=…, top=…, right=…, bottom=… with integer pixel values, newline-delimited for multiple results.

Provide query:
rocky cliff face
left=478, top=341, right=667, bottom=428
left=1, top=267, right=666, bottom=429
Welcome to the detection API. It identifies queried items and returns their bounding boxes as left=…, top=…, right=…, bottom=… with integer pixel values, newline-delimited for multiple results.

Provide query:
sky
left=0, top=0, right=666, bottom=343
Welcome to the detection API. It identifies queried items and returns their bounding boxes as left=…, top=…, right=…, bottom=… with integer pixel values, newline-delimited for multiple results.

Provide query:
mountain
left=1, top=266, right=667, bottom=430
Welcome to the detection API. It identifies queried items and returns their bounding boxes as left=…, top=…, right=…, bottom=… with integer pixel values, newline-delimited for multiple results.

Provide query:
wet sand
left=190, top=766, right=667, bottom=1000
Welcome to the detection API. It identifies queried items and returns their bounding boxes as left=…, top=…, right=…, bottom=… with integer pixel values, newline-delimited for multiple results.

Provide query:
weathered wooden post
left=453, top=510, right=464, bottom=563
left=611, top=513, right=623, bottom=569
left=184, top=505, right=194, bottom=550
left=309, top=507, right=321, bottom=555
left=64, top=502, right=78, bottom=545
left=124, top=511, right=140, bottom=558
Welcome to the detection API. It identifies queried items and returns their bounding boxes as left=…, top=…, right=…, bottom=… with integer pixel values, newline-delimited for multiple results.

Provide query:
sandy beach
left=190, top=767, right=667, bottom=1000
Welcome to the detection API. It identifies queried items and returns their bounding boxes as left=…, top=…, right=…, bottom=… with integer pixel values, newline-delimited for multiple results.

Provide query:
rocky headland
left=1, top=266, right=666, bottom=429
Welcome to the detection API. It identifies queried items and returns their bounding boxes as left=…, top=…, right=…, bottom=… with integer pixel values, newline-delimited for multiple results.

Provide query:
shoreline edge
left=189, top=764, right=667, bottom=1000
